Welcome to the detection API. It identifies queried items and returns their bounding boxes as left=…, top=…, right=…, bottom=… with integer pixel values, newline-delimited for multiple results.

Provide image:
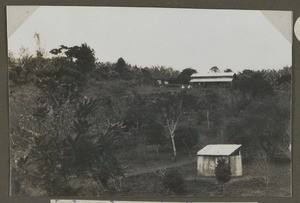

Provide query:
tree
left=8, top=47, right=54, bottom=86
left=277, top=74, right=291, bottom=86
left=50, top=43, right=96, bottom=74
left=8, top=52, right=85, bottom=194
left=123, top=93, right=156, bottom=150
left=141, top=67, right=156, bottom=85
left=123, top=93, right=152, bottom=133
left=34, top=32, right=45, bottom=57
left=210, top=66, right=220, bottom=73
left=225, top=95, right=290, bottom=162
left=117, top=57, right=126, bottom=68
left=253, top=150, right=273, bottom=191
left=18, top=98, right=122, bottom=195
left=153, top=91, right=185, bottom=161
left=33, top=57, right=85, bottom=106
left=233, top=70, right=273, bottom=98
left=148, top=66, right=180, bottom=81
left=15, top=95, right=124, bottom=195
left=91, top=121, right=125, bottom=189
left=215, top=159, right=231, bottom=195
left=176, top=68, right=197, bottom=84
left=276, top=66, right=292, bottom=90
left=115, top=57, right=127, bottom=74
left=224, top=68, right=233, bottom=73
left=199, top=90, right=221, bottom=131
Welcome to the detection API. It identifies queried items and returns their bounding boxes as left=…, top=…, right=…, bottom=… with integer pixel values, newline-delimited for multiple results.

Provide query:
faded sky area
left=7, top=6, right=292, bottom=74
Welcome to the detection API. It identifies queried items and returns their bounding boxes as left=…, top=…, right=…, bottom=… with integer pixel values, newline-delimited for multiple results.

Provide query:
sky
left=7, top=6, right=292, bottom=74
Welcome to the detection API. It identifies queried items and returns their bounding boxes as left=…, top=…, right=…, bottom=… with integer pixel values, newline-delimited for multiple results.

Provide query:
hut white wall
left=230, top=155, right=242, bottom=176
left=197, top=155, right=242, bottom=177
left=197, top=156, right=222, bottom=176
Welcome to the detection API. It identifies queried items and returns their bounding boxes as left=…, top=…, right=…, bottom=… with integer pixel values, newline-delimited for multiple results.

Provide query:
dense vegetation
left=8, top=44, right=291, bottom=197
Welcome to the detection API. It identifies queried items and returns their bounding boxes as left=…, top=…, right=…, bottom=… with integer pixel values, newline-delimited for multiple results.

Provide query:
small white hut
left=197, top=144, right=242, bottom=177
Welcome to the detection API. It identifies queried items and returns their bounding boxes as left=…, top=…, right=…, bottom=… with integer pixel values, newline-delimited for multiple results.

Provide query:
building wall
left=230, top=155, right=242, bottom=176
left=191, top=82, right=232, bottom=88
left=197, top=155, right=242, bottom=177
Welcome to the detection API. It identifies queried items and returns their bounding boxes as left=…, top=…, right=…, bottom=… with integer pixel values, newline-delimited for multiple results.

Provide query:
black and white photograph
left=7, top=6, right=292, bottom=198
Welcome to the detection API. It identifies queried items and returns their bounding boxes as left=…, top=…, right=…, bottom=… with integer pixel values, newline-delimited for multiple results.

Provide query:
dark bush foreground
left=162, top=169, right=186, bottom=194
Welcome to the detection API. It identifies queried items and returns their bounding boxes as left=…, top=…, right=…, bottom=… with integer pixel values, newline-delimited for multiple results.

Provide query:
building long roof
left=190, top=78, right=233, bottom=83
left=197, top=144, right=242, bottom=156
left=191, top=72, right=235, bottom=78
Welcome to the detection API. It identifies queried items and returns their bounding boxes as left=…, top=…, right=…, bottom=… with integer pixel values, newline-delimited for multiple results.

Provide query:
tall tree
left=33, top=57, right=85, bottom=106
left=50, top=43, right=96, bottom=74
left=225, top=95, right=290, bottom=161
left=176, top=68, right=197, bottom=84
left=34, top=32, right=45, bottom=57
left=276, top=66, right=292, bottom=90
left=153, top=91, right=185, bottom=161
left=210, top=66, right=220, bottom=73
left=224, top=68, right=233, bottom=73
left=233, top=70, right=273, bottom=98
left=116, top=57, right=127, bottom=73
left=123, top=93, right=155, bottom=147
left=199, top=90, right=221, bottom=131
left=16, top=97, right=124, bottom=195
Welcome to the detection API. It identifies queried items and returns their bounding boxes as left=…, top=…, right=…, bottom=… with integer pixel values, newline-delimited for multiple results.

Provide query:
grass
left=111, top=152, right=291, bottom=197
left=11, top=127, right=291, bottom=198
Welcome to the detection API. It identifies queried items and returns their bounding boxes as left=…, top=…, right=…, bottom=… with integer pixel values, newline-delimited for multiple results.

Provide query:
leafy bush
left=162, top=169, right=185, bottom=194
left=215, top=159, right=231, bottom=184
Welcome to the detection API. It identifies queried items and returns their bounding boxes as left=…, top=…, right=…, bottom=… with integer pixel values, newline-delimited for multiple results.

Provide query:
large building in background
left=190, top=72, right=235, bottom=87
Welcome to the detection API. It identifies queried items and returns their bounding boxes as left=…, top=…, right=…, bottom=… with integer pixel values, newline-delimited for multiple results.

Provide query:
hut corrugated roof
left=197, top=144, right=242, bottom=156
left=190, top=78, right=233, bottom=83
left=191, top=72, right=235, bottom=78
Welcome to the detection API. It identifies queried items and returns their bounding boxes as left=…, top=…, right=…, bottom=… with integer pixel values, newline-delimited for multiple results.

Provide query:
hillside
left=8, top=44, right=292, bottom=197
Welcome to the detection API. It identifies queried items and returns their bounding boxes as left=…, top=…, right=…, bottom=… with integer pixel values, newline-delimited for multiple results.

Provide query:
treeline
left=8, top=44, right=291, bottom=196
left=9, top=45, right=179, bottom=88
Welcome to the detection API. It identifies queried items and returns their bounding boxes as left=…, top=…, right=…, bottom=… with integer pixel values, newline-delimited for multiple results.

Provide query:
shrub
left=162, top=169, right=185, bottom=194
left=215, top=159, right=231, bottom=184
left=215, top=159, right=231, bottom=195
